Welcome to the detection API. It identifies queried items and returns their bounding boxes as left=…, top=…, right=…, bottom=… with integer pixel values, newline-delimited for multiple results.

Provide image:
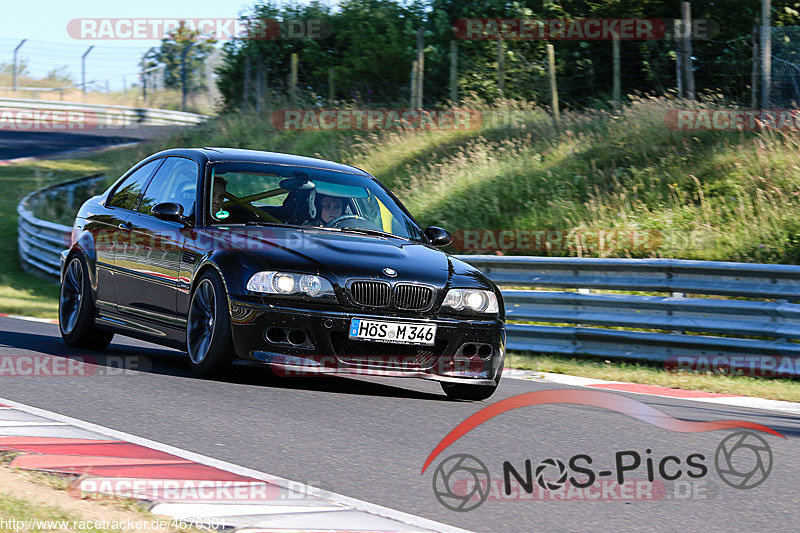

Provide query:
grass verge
left=507, top=352, right=800, bottom=403
left=0, top=144, right=162, bottom=318
left=0, top=465, right=197, bottom=532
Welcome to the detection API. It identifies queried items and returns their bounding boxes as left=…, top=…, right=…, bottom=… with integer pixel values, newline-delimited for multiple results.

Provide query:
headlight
left=247, top=271, right=336, bottom=301
left=441, top=288, right=499, bottom=314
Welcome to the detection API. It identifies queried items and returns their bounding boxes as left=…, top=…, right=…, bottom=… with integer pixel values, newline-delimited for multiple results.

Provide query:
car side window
left=138, top=157, right=198, bottom=217
left=107, top=160, right=164, bottom=211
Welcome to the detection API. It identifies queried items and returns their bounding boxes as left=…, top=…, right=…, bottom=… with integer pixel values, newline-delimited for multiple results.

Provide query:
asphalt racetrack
left=0, top=130, right=143, bottom=160
left=0, top=316, right=797, bottom=532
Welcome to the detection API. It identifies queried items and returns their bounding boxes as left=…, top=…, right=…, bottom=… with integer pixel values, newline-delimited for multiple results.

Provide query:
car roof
left=152, top=147, right=371, bottom=176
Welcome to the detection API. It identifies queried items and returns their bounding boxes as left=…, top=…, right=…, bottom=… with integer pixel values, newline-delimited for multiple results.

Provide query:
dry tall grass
left=126, top=95, right=800, bottom=262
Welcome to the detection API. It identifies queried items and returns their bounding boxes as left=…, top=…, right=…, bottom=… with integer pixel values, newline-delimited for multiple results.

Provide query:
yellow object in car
left=377, top=198, right=393, bottom=233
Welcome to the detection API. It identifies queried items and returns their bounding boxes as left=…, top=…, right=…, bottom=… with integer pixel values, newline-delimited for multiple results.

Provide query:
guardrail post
left=670, top=292, right=685, bottom=334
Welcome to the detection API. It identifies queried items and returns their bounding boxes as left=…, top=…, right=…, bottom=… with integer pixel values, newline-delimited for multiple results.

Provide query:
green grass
left=508, top=352, right=800, bottom=402
left=163, top=95, right=800, bottom=263
left=0, top=467, right=199, bottom=533
left=0, top=493, right=111, bottom=533
left=0, top=145, right=162, bottom=318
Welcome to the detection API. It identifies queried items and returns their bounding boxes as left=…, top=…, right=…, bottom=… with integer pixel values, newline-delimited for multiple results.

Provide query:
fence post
left=675, top=20, right=683, bottom=98
left=82, top=46, right=94, bottom=99
left=681, top=2, right=694, bottom=100
left=243, top=55, right=251, bottom=106
left=415, top=29, right=424, bottom=108
left=140, top=52, right=151, bottom=103
left=205, top=48, right=222, bottom=104
left=410, top=59, right=418, bottom=108
left=612, top=37, right=621, bottom=107
left=497, top=37, right=505, bottom=97
left=13, top=39, right=26, bottom=94
left=255, top=53, right=264, bottom=113
left=328, top=68, right=335, bottom=103
left=289, top=53, right=298, bottom=105
left=449, top=40, right=458, bottom=103
left=547, top=44, right=559, bottom=127
left=180, top=42, right=193, bottom=112
left=760, top=0, right=771, bottom=108
left=751, top=23, right=760, bottom=108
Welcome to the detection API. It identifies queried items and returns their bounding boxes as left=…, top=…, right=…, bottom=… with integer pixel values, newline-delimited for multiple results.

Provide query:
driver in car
left=211, top=176, right=228, bottom=215
left=304, top=193, right=344, bottom=226
left=210, top=176, right=260, bottom=223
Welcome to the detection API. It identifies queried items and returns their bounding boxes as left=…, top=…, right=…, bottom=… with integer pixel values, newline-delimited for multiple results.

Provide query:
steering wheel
left=324, top=214, right=370, bottom=228
left=220, top=194, right=281, bottom=224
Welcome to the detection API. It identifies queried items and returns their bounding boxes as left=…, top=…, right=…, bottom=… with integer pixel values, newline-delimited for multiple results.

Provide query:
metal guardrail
left=18, top=177, right=800, bottom=370
left=0, top=97, right=207, bottom=127
left=455, top=256, right=800, bottom=369
left=18, top=175, right=103, bottom=278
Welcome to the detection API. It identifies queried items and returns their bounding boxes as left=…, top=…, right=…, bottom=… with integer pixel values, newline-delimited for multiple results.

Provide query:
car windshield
left=208, top=162, right=424, bottom=241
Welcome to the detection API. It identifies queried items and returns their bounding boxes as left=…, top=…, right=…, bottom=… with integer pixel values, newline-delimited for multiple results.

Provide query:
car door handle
left=118, top=222, right=132, bottom=231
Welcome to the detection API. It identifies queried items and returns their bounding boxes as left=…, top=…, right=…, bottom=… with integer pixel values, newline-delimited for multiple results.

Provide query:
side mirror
left=424, top=226, right=452, bottom=247
left=151, top=202, right=188, bottom=224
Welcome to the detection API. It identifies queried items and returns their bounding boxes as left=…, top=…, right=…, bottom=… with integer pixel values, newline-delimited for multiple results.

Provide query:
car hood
left=197, top=226, right=492, bottom=291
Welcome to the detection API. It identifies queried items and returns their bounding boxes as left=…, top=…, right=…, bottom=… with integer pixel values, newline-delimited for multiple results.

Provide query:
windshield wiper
left=244, top=221, right=287, bottom=227
left=243, top=222, right=409, bottom=241
left=336, top=227, right=398, bottom=239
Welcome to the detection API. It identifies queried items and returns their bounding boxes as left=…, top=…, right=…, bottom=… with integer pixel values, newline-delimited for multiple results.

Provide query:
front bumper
left=228, top=297, right=505, bottom=385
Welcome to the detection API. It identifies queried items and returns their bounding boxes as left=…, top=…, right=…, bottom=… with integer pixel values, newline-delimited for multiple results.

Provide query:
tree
left=214, top=0, right=800, bottom=110
left=0, top=60, right=29, bottom=78
left=143, top=21, right=216, bottom=93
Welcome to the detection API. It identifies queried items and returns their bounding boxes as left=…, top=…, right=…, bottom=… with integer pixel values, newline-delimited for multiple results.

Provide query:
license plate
left=348, top=318, right=436, bottom=345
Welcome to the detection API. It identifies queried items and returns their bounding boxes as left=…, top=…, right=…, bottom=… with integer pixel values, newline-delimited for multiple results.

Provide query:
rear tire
left=187, top=271, right=235, bottom=378
left=58, top=254, right=114, bottom=350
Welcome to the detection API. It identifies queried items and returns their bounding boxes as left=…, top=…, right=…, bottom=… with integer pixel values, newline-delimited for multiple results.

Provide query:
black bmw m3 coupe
left=59, top=148, right=505, bottom=400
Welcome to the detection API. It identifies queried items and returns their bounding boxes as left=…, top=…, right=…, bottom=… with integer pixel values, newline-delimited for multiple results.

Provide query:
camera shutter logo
left=432, top=453, right=491, bottom=511
left=535, top=457, right=569, bottom=490
left=715, top=431, right=773, bottom=490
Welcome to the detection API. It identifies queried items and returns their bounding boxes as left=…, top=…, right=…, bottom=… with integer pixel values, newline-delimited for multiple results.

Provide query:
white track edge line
left=0, top=395, right=471, bottom=533
left=504, top=368, right=800, bottom=415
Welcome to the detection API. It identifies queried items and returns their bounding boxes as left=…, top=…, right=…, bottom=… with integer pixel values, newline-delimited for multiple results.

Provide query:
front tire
left=187, top=271, right=234, bottom=377
left=58, top=254, right=114, bottom=349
